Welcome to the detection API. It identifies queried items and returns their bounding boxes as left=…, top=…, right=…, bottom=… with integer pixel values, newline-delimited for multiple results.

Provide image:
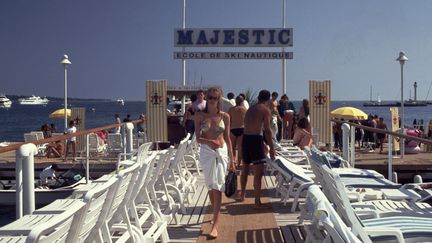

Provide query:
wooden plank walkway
left=165, top=170, right=306, bottom=243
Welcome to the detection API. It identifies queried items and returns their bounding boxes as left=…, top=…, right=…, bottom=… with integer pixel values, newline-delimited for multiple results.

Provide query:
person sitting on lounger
left=46, top=141, right=64, bottom=158
left=293, top=117, right=313, bottom=150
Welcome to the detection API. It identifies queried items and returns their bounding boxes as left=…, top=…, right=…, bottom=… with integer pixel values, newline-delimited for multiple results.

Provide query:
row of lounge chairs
left=0, top=133, right=201, bottom=242
left=270, top=139, right=432, bottom=242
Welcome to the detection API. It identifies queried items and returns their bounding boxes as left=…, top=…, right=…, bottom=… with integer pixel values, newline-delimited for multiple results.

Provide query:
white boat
left=0, top=94, right=12, bottom=107
left=116, top=98, right=124, bottom=105
left=18, top=95, right=49, bottom=105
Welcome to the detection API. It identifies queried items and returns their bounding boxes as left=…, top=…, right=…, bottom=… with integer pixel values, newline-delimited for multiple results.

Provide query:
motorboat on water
left=0, top=94, right=12, bottom=107
left=18, top=95, right=49, bottom=105
left=0, top=168, right=86, bottom=206
left=116, top=98, right=124, bottom=105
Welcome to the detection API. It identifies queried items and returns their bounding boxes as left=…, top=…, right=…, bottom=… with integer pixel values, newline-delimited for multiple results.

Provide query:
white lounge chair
left=0, top=200, right=87, bottom=243
left=183, top=133, right=201, bottom=174
left=322, top=165, right=432, bottom=243
left=268, top=156, right=315, bottom=212
left=24, top=133, right=47, bottom=156
left=102, top=162, right=144, bottom=242
left=33, top=176, right=120, bottom=243
left=107, top=133, right=123, bottom=155
left=303, top=185, right=363, bottom=243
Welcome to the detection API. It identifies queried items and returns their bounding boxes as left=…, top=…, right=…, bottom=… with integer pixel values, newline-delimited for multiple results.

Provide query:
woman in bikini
left=293, top=117, right=313, bottom=149
left=195, top=86, right=235, bottom=239
left=228, top=95, right=247, bottom=167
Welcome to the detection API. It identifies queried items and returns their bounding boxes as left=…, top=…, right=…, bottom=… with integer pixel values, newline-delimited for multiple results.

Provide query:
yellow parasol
left=49, top=108, right=71, bottom=119
left=330, top=107, right=368, bottom=120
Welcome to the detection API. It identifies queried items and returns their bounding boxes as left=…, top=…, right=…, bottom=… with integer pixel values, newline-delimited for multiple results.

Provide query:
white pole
left=400, top=62, right=405, bottom=158
left=341, top=123, right=350, bottom=161
left=126, top=123, right=134, bottom=158
left=17, top=144, right=37, bottom=216
left=86, top=134, right=90, bottom=184
left=388, top=135, right=393, bottom=181
left=181, top=0, right=187, bottom=114
left=15, top=151, right=23, bottom=219
left=60, top=55, right=71, bottom=131
left=350, top=126, right=355, bottom=167
left=281, top=0, right=286, bottom=95
left=64, top=65, right=68, bottom=131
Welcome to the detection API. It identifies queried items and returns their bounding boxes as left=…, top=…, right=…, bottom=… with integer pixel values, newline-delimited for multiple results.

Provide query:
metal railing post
left=16, top=143, right=37, bottom=218
left=341, top=123, right=350, bottom=162
left=126, top=122, right=134, bottom=159
left=388, top=135, right=393, bottom=181
left=350, top=125, right=355, bottom=167
left=86, top=134, right=90, bottom=184
left=15, top=150, right=24, bottom=219
left=122, top=124, right=127, bottom=160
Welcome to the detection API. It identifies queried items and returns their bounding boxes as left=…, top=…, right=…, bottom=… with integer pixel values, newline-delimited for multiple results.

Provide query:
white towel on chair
left=199, top=143, right=228, bottom=192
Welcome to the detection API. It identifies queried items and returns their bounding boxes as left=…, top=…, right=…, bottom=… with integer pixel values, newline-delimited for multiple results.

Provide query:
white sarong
left=199, top=143, right=228, bottom=192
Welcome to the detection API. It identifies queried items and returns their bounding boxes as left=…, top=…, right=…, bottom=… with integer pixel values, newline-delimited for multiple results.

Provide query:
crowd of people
left=333, top=114, right=389, bottom=153
left=182, top=87, right=312, bottom=238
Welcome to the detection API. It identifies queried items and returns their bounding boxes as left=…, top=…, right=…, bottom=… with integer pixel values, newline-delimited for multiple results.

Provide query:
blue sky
left=1, top=0, right=432, bottom=101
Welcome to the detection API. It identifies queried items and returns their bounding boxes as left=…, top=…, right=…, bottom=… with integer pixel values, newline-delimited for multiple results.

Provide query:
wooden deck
left=346, top=144, right=432, bottom=183
left=165, top=171, right=304, bottom=243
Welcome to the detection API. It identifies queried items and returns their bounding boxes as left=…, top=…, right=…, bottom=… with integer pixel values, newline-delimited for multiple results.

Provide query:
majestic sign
left=174, top=28, right=293, bottom=47
left=173, top=51, right=293, bottom=60
left=309, top=80, right=331, bottom=145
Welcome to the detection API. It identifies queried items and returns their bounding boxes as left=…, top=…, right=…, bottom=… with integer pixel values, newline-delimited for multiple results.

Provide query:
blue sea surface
left=0, top=100, right=145, bottom=142
left=0, top=100, right=431, bottom=142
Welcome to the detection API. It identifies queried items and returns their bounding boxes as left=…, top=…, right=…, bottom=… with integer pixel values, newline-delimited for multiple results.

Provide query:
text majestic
left=174, top=28, right=293, bottom=47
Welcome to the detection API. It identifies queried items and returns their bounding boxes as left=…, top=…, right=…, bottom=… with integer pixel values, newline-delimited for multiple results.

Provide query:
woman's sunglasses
left=207, top=95, right=219, bottom=101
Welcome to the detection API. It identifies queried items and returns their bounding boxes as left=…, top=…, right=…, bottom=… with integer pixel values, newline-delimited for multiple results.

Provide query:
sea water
left=0, top=100, right=431, bottom=142
left=0, top=100, right=146, bottom=142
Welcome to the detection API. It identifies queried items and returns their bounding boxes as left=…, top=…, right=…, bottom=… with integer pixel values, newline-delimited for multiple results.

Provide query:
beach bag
left=224, top=171, right=237, bottom=197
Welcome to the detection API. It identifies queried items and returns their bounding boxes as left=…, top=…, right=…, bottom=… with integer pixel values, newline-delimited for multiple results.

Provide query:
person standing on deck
left=269, top=92, right=282, bottom=147
left=114, top=114, right=121, bottom=134
left=183, top=94, right=197, bottom=136
left=64, top=120, right=77, bottom=162
left=227, top=92, right=236, bottom=106
left=239, top=93, right=250, bottom=110
left=194, top=86, right=235, bottom=239
left=239, top=90, right=275, bottom=209
left=228, top=95, right=247, bottom=167
left=376, top=117, right=388, bottom=153
left=298, top=99, right=310, bottom=121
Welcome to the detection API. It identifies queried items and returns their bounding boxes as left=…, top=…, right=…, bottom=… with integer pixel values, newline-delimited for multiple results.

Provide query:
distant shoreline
left=5, top=95, right=112, bottom=102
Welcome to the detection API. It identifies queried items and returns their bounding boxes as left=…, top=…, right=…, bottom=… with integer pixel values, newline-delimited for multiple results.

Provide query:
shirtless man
left=228, top=96, right=247, bottom=167
left=239, top=90, right=275, bottom=209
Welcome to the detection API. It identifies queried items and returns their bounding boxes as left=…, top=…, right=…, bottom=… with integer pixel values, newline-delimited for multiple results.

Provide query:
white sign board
left=173, top=52, right=293, bottom=59
left=174, top=28, right=293, bottom=47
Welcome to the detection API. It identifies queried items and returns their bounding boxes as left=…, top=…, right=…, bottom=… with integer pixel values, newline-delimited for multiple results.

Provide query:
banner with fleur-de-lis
left=309, top=80, right=331, bottom=145
left=146, top=80, right=168, bottom=142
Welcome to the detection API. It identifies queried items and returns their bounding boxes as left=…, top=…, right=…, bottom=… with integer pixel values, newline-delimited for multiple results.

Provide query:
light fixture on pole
left=60, top=54, right=71, bottom=131
left=396, top=51, right=408, bottom=158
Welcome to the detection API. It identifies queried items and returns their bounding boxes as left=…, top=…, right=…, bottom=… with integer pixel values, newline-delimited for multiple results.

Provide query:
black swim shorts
left=242, top=134, right=266, bottom=164
left=231, top=128, right=244, bottom=137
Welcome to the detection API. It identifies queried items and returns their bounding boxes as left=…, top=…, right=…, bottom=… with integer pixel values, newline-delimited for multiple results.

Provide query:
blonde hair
left=204, top=86, right=223, bottom=113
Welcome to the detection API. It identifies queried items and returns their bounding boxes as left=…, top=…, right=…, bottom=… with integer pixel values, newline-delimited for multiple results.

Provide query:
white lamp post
left=60, top=54, right=71, bottom=131
left=396, top=51, right=408, bottom=158
left=281, top=0, right=286, bottom=95
left=181, top=0, right=187, bottom=114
